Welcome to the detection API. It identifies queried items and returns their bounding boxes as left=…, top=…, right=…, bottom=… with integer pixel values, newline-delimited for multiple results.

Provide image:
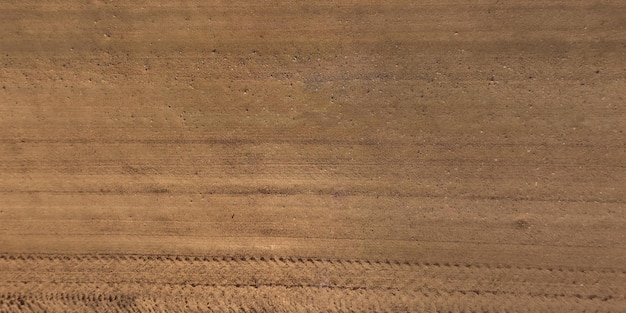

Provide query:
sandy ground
left=1, top=1, right=625, bottom=312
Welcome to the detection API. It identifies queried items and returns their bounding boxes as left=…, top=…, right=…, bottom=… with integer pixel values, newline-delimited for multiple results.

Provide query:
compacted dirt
left=1, top=1, right=625, bottom=312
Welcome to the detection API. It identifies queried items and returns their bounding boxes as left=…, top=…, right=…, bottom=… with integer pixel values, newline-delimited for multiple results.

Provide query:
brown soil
left=1, top=1, right=625, bottom=312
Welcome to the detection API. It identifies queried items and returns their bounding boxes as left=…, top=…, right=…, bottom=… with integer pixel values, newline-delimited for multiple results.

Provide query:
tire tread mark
left=0, top=253, right=623, bottom=275
left=1, top=254, right=624, bottom=312
left=0, top=284, right=623, bottom=313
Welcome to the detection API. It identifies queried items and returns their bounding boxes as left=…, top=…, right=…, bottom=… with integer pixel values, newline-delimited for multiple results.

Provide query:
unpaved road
left=1, top=1, right=625, bottom=312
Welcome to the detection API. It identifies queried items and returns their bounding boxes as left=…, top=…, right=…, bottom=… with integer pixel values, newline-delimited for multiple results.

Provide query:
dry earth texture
left=1, top=0, right=625, bottom=312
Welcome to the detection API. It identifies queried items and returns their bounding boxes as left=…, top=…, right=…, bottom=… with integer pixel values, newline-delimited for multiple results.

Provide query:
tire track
left=2, top=253, right=624, bottom=274
left=1, top=283, right=624, bottom=313
left=0, top=254, right=624, bottom=312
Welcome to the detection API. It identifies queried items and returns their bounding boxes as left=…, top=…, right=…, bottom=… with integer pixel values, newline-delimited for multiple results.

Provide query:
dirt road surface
left=1, top=1, right=625, bottom=312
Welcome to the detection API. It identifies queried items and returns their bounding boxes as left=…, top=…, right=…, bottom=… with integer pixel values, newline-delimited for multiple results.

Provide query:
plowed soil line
left=1, top=0, right=625, bottom=312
